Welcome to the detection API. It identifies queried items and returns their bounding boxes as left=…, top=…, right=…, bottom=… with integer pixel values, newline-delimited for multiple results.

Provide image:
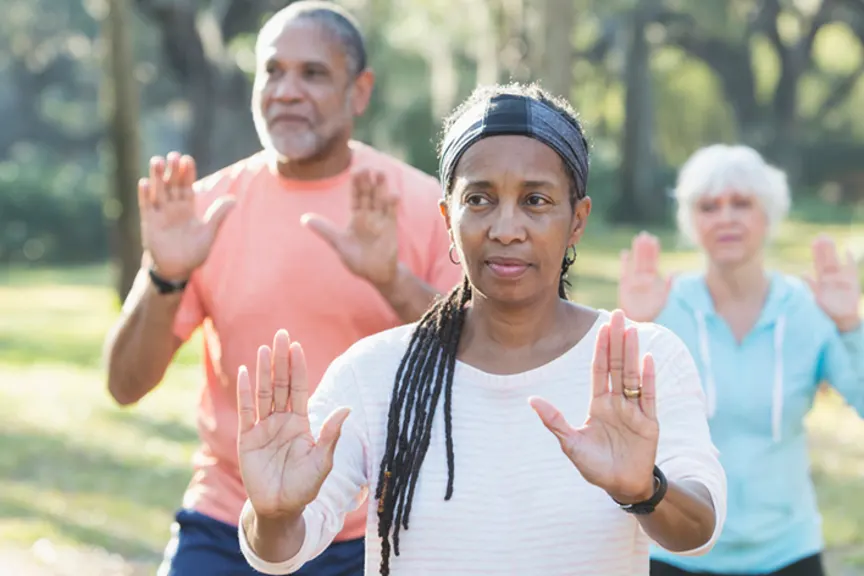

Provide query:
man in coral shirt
left=103, top=3, right=460, bottom=575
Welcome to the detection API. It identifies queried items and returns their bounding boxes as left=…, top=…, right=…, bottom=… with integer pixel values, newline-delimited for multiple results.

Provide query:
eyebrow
left=462, top=179, right=556, bottom=190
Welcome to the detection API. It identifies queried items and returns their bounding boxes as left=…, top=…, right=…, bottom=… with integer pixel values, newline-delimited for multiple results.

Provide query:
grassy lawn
left=0, top=219, right=862, bottom=574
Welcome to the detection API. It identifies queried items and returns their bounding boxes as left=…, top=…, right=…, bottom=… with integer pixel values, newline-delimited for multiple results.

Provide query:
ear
left=351, top=69, right=375, bottom=116
left=438, top=198, right=454, bottom=241
left=568, top=197, right=592, bottom=246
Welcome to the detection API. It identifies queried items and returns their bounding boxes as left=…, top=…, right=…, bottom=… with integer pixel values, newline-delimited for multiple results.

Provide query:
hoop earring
left=563, top=244, right=577, bottom=267
left=449, top=244, right=461, bottom=265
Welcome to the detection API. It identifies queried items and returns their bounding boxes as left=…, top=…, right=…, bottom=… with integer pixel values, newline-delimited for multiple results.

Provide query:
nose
left=271, top=71, right=304, bottom=102
left=487, top=201, right=528, bottom=245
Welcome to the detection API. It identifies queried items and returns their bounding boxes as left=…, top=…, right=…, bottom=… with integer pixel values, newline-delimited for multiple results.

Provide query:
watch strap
left=148, top=267, right=188, bottom=294
left=613, top=465, right=668, bottom=515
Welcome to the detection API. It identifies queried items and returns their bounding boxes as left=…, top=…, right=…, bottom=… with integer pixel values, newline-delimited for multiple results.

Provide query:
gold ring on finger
left=623, top=387, right=642, bottom=399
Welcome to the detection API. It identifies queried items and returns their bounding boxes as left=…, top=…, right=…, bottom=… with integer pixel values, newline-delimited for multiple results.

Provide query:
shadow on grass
left=0, top=427, right=192, bottom=513
left=0, top=496, right=161, bottom=562
left=101, top=410, right=199, bottom=445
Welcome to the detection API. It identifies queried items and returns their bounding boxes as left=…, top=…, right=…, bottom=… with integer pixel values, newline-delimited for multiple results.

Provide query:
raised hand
left=618, top=232, right=672, bottom=322
left=238, top=330, right=351, bottom=519
left=531, top=310, right=660, bottom=504
left=139, top=152, right=235, bottom=281
left=805, top=235, right=862, bottom=333
left=301, top=170, right=399, bottom=288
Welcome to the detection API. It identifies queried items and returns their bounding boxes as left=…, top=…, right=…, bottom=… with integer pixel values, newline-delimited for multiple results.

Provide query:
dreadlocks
left=375, top=82, right=590, bottom=575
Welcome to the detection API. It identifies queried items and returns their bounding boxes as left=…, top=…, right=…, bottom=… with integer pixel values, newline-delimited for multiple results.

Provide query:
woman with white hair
left=618, top=144, right=864, bottom=576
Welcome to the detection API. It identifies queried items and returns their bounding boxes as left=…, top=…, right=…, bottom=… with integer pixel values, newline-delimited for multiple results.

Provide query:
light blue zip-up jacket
left=650, top=272, right=864, bottom=573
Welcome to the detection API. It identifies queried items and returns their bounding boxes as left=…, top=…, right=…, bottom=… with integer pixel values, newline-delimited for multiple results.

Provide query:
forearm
left=635, top=479, right=716, bottom=552
left=105, top=269, right=182, bottom=405
left=240, top=505, right=307, bottom=565
left=375, top=263, right=441, bottom=323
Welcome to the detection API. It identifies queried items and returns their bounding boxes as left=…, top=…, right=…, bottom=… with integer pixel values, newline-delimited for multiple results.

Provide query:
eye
left=732, top=197, right=753, bottom=209
left=303, top=65, right=329, bottom=80
left=525, top=193, right=551, bottom=207
left=465, top=193, right=491, bottom=206
left=698, top=200, right=718, bottom=212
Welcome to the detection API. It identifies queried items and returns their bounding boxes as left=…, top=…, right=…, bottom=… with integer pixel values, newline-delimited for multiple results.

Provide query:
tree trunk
left=610, top=4, right=661, bottom=224
left=104, top=0, right=143, bottom=301
left=538, top=0, right=575, bottom=100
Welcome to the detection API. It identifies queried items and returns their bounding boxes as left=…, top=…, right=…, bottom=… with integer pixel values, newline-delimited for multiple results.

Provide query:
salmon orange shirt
left=171, top=142, right=461, bottom=543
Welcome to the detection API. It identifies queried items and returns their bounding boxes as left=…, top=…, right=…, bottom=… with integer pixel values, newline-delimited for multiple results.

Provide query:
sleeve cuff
left=237, top=500, right=316, bottom=575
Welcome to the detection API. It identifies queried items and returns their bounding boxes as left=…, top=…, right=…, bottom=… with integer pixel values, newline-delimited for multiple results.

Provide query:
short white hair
left=674, top=144, right=790, bottom=244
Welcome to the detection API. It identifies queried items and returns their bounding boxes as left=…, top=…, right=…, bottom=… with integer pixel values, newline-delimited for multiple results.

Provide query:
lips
left=268, top=114, right=310, bottom=127
left=485, top=257, right=531, bottom=278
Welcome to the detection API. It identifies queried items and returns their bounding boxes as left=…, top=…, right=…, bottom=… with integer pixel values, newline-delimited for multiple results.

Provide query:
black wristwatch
left=613, top=466, right=668, bottom=515
left=148, top=267, right=188, bottom=295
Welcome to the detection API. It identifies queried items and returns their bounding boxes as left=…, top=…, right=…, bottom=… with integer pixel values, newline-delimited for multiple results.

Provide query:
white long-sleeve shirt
left=239, top=311, right=727, bottom=575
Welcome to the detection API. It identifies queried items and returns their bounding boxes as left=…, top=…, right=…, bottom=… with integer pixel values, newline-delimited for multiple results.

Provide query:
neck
left=466, top=288, right=566, bottom=349
left=704, top=254, right=768, bottom=305
left=272, top=140, right=353, bottom=181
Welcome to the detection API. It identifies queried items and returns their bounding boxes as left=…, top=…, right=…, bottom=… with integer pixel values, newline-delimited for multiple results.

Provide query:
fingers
left=622, top=326, right=641, bottom=398
left=608, top=310, right=626, bottom=395
left=300, top=213, right=343, bottom=250
left=812, top=234, right=839, bottom=274
left=148, top=157, right=166, bottom=209
left=272, top=330, right=291, bottom=412
left=351, top=170, right=393, bottom=215
left=315, top=407, right=352, bottom=460
left=591, top=324, right=611, bottom=398
left=178, top=155, right=197, bottom=201
left=237, top=366, right=257, bottom=433
left=639, top=353, right=657, bottom=421
left=256, top=345, right=273, bottom=420
left=164, top=152, right=182, bottom=202
left=528, top=396, right=573, bottom=445
left=352, top=171, right=373, bottom=211
left=633, top=232, right=659, bottom=274
left=289, top=342, right=310, bottom=417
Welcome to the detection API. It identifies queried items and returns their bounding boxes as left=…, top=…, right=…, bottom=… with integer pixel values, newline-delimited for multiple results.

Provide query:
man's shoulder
left=352, top=141, right=442, bottom=202
left=192, top=151, right=269, bottom=206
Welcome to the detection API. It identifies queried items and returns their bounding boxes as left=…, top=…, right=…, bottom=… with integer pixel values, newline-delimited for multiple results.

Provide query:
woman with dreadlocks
left=235, top=83, right=727, bottom=575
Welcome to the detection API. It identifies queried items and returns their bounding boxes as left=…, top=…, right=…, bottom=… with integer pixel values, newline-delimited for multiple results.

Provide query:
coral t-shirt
left=172, top=142, right=461, bottom=543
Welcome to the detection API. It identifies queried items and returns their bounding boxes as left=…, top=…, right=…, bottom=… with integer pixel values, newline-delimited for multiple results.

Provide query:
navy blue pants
left=157, top=509, right=365, bottom=576
left=650, top=554, right=824, bottom=576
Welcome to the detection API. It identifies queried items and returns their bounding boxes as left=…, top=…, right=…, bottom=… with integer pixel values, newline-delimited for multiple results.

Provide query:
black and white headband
left=438, top=93, right=589, bottom=197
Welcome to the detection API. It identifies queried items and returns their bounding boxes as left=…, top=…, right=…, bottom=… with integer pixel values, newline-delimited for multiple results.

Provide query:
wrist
left=148, top=266, right=190, bottom=295
left=373, top=262, right=407, bottom=300
left=608, top=477, right=657, bottom=506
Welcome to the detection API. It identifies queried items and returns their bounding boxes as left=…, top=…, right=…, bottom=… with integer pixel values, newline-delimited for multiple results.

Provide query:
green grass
left=0, top=218, right=862, bottom=572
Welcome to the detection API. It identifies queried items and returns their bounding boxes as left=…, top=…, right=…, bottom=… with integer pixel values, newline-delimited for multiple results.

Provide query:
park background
left=1, top=0, right=863, bottom=574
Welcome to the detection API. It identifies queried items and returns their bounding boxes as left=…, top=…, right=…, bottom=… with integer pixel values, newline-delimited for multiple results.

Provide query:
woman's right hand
left=618, top=232, right=672, bottom=323
left=237, top=330, right=351, bottom=521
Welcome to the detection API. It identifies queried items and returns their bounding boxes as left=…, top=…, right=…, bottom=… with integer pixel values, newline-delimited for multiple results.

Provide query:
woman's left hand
left=806, top=235, right=862, bottom=333
left=530, top=310, right=660, bottom=504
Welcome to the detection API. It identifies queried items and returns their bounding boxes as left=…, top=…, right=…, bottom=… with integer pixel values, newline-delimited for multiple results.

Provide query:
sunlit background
left=1, top=0, right=863, bottom=574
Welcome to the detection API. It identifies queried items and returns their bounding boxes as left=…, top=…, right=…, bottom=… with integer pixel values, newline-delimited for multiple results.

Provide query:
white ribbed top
left=239, top=311, right=726, bottom=575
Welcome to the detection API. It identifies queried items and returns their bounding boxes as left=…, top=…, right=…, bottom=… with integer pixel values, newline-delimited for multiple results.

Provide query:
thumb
left=315, top=407, right=352, bottom=462
left=528, top=396, right=573, bottom=445
left=203, top=196, right=237, bottom=233
left=301, top=213, right=344, bottom=251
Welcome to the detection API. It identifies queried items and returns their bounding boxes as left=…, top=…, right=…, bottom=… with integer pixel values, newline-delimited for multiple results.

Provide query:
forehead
left=455, top=135, right=567, bottom=183
left=257, top=18, right=347, bottom=70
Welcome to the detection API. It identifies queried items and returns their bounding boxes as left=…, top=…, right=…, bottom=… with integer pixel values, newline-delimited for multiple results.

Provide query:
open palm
left=531, top=310, right=659, bottom=504
left=139, top=152, right=234, bottom=281
left=301, top=170, right=399, bottom=287
left=805, top=235, right=862, bottom=333
left=238, top=330, right=350, bottom=519
left=618, top=233, right=671, bottom=323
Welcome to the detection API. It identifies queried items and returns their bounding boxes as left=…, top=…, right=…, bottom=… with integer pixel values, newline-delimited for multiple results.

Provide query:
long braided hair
left=374, top=83, right=589, bottom=574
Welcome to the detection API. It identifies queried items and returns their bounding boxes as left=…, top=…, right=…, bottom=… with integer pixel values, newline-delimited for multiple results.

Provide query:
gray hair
left=674, top=144, right=790, bottom=244
left=257, top=1, right=368, bottom=77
